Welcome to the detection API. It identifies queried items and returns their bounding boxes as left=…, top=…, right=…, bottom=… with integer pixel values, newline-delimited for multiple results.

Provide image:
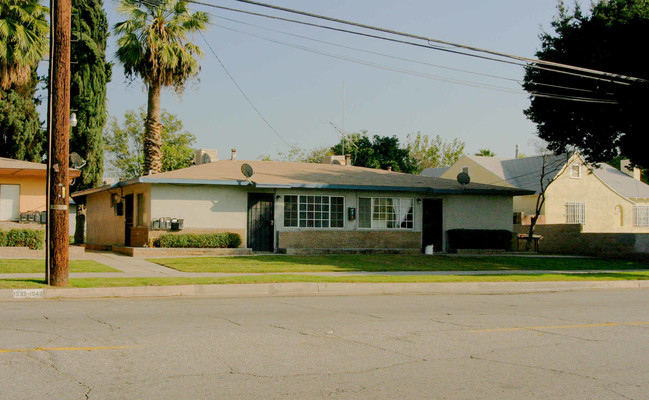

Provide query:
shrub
left=1, top=229, right=45, bottom=250
left=157, top=232, right=242, bottom=248
left=447, top=229, right=513, bottom=251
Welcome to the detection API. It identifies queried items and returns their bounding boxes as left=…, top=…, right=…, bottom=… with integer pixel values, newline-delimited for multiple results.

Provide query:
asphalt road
left=1, top=290, right=648, bottom=399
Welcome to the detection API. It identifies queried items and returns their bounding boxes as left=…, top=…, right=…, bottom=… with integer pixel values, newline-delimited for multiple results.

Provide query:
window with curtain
left=284, top=195, right=344, bottom=228
left=358, top=197, right=413, bottom=229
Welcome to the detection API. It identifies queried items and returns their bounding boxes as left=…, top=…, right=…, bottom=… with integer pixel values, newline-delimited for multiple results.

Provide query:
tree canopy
left=0, top=0, right=49, bottom=94
left=406, top=132, right=465, bottom=173
left=70, top=0, right=111, bottom=191
left=523, top=0, right=649, bottom=169
left=331, top=132, right=416, bottom=173
left=0, top=69, right=44, bottom=161
left=104, top=108, right=196, bottom=179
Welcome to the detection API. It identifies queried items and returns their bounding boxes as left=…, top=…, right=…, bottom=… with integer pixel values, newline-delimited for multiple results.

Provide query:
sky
left=51, top=0, right=565, bottom=162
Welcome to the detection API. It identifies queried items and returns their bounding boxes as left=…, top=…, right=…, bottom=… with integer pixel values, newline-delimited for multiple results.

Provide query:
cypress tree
left=70, top=0, right=111, bottom=243
left=0, top=70, right=45, bottom=162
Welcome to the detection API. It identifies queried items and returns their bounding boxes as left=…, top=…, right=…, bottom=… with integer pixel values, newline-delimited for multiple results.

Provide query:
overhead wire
left=225, top=0, right=646, bottom=84
left=207, top=13, right=619, bottom=103
left=198, top=31, right=292, bottom=147
left=185, top=0, right=631, bottom=98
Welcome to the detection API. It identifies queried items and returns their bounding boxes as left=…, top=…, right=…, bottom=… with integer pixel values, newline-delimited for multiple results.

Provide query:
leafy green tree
left=0, top=69, right=44, bottom=161
left=0, top=0, right=49, bottom=96
left=70, top=0, right=112, bottom=244
left=475, top=148, right=496, bottom=157
left=331, top=131, right=416, bottom=173
left=113, top=0, right=209, bottom=174
left=406, top=132, right=465, bottom=173
left=104, top=108, right=196, bottom=179
left=259, top=145, right=333, bottom=163
left=523, top=0, right=649, bottom=169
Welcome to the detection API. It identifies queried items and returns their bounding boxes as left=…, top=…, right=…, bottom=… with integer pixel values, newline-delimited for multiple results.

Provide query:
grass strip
left=148, top=254, right=648, bottom=273
left=2, top=271, right=649, bottom=289
left=0, top=260, right=119, bottom=274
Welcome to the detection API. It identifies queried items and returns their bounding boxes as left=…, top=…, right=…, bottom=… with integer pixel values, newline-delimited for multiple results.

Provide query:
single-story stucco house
left=72, top=157, right=531, bottom=253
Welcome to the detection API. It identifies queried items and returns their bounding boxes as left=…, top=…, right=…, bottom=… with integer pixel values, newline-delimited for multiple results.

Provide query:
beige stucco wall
left=544, top=165, right=649, bottom=233
left=443, top=195, right=513, bottom=232
left=1, top=175, right=46, bottom=213
left=85, top=183, right=151, bottom=246
left=151, top=184, right=249, bottom=245
left=439, top=155, right=513, bottom=188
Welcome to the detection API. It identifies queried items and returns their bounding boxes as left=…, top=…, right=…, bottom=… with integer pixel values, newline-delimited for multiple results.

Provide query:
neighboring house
left=0, top=157, right=81, bottom=233
left=423, top=154, right=649, bottom=233
left=73, top=155, right=530, bottom=253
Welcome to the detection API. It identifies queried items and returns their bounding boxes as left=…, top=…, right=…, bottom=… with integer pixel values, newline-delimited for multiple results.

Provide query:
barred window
left=358, top=197, right=414, bottom=229
left=570, top=163, right=581, bottom=178
left=565, top=202, right=585, bottom=224
left=633, top=206, right=649, bottom=227
left=284, top=195, right=344, bottom=228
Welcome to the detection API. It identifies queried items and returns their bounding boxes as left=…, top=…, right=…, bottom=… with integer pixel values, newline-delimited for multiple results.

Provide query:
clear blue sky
left=78, top=0, right=563, bottom=161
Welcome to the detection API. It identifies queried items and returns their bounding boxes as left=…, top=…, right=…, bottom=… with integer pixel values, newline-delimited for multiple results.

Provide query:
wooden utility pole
left=48, top=0, right=72, bottom=286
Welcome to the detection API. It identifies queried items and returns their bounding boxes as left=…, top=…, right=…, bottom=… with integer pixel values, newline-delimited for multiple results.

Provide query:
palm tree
left=0, top=0, right=48, bottom=96
left=475, top=148, right=496, bottom=157
left=114, top=0, right=208, bottom=174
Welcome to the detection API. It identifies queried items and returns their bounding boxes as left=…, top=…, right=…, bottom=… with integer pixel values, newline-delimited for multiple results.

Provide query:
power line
left=226, top=0, right=646, bottom=84
left=185, top=0, right=637, bottom=88
left=198, top=31, right=291, bottom=148
left=209, top=13, right=619, bottom=103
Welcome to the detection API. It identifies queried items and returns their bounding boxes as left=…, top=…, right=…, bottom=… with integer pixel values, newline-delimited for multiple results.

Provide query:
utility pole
left=48, top=0, right=72, bottom=286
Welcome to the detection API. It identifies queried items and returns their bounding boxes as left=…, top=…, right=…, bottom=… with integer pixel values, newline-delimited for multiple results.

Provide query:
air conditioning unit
left=195, top=149, right=218, bottom=165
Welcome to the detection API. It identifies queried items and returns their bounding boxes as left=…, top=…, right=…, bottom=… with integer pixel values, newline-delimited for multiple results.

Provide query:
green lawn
left=2, top=271, right=649, bottom=289
left=148, top=254, right=648, bottom=273
left=0, top=260, right=119, bottom=274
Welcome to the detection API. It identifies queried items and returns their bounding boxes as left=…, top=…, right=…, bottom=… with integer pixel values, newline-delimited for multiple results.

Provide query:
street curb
left=2, top=280, right=649, bottom=300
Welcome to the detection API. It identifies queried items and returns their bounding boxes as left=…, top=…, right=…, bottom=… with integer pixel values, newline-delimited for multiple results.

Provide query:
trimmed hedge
left=156, top=232, right=242, bottom=248
left=0, top=229, right=45, bottom=250
left=447, top=229, right=513, bottom=251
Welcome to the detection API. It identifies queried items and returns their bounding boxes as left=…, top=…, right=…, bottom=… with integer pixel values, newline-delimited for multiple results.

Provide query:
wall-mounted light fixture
left=276, top=195, right=281, bottom=199
left=416, top=198, right=422, bottom=204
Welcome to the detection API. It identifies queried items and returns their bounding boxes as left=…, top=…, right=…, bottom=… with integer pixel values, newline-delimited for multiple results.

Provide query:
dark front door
left=247, top=193, right=274, bottom=251
left=124, top=194, right=134, bottom=246
left=422, top=198, right=443, bottom=253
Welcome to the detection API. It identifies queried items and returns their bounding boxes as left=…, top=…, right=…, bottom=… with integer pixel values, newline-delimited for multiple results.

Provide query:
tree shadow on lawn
left=0, top=279, right=47, bottom=288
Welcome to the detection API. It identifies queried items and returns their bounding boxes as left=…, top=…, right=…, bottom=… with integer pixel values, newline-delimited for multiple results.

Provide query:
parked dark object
left=447, top=229, right=512, bottom=251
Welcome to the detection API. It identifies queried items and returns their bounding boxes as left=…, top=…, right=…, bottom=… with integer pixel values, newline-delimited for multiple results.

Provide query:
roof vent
left=321, top=155, right=347, bottom=165
left=195, top=149, right=218, bottom=165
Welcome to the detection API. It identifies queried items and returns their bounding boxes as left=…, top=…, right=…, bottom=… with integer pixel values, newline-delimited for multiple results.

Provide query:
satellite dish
left=70, top=152, right=86, bottom=169
left=457, top=172, right=470, bottom=186
left=241, top=163, right=255, bottom=179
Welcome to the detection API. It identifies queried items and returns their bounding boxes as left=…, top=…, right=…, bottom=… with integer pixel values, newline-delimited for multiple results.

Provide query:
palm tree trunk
left=144, top=83, right=163, bottom=175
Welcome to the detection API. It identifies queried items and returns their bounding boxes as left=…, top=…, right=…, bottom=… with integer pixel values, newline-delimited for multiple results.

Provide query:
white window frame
left=565, top=202, right=585, bottom=224
left=283, top=195, right=345, bottom=229
left=358, top=197, right=414, bottom=230
left=633, top=205, right=649, bottom=227
left=570, top=163, right=581, bottom=178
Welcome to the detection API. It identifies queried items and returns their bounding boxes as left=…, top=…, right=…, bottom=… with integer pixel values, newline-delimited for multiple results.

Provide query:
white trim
left=283, top=194, right=345, bottom=229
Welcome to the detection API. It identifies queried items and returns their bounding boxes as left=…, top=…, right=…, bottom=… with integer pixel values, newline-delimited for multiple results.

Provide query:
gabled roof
left=0, top=157, right=81, bottom=178
left=464, top=154, right=568, bottom=194
left=592, top=163, right=649, bottom=201
left=420, top=167, right=448, bottom=178
left=73, top=160, right=533, bottom=197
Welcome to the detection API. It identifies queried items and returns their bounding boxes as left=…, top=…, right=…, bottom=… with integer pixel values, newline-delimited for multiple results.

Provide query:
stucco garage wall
left=444, top=195, right=513, bottom=232
left=1, top=175, right=46, bottom=213
left=150, top=184, right=248, bottom=244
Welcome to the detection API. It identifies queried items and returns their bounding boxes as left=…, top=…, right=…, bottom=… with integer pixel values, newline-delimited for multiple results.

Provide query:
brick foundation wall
left=514, top=224, right=648, bottom=259
left=278, top=230, right=421, bottom=250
